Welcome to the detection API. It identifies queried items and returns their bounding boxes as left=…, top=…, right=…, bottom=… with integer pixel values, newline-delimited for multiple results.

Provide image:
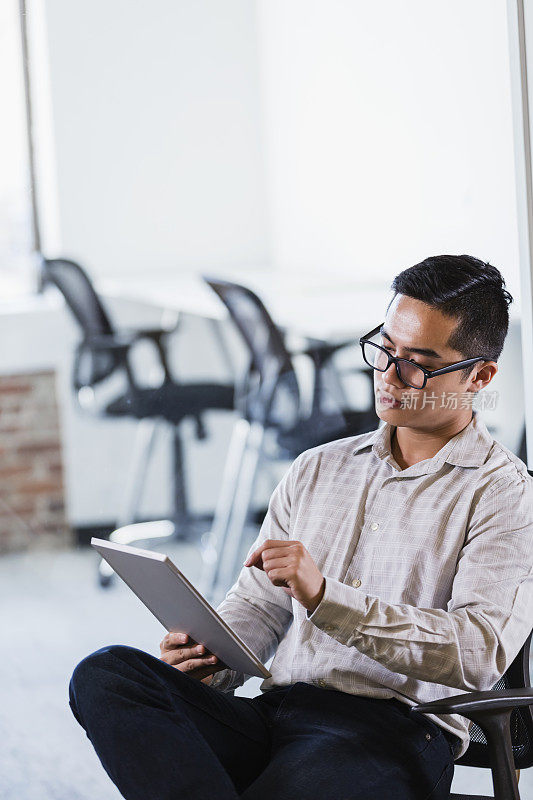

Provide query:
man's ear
left=468, top=361, right=498, bottom=392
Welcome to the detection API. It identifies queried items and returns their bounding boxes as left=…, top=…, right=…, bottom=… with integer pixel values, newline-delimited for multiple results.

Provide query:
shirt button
left=370, top=522, right=379, bottom=531
left=352, top=578, right=362, bottom=588
left=319, top=679, right=327, bottom=687
left=426, top=733, right=431, bottom=740
left=323, top=624, right=334, bottom=632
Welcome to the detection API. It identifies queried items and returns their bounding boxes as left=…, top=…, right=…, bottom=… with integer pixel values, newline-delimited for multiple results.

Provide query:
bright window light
left=0, top=1, right=35, bottom=296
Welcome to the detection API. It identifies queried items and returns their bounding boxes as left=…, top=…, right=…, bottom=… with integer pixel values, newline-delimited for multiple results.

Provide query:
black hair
left=389, top=254, right=513, bottom=381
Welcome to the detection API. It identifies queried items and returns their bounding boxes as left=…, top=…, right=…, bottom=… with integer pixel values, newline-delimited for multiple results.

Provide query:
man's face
left=373, top=294, right=488, bottom=430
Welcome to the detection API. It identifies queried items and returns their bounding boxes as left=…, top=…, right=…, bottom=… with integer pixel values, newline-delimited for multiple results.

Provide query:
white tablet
left=91, top=537, right=271, bottom=679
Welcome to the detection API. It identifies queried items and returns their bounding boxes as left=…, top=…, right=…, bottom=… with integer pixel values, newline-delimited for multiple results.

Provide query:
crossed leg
left=69, top=644, right=273, bottom=799
left=69, top=647, right=454, bottom=800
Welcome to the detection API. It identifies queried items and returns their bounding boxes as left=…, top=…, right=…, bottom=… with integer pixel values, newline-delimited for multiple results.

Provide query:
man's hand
left=244, top=539, right=325, bottom=613
left=159, top=632, right=227, bottom=685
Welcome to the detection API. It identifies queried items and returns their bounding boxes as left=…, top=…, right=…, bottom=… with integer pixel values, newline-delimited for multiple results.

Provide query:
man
left=69, top=255, right=533, bottom=800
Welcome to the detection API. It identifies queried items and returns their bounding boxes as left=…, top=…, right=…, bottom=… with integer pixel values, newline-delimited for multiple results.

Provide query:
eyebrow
left=380, top=326, right=443, bottom=359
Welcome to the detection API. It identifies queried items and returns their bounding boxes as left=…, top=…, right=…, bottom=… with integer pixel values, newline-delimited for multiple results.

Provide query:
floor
left=0, top=542, right=531, bottom=800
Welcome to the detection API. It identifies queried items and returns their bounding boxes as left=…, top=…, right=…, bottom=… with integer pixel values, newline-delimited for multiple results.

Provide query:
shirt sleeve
left=306, top=474, right=533, bottom=691
left=209, top=457, right=298, bottom=692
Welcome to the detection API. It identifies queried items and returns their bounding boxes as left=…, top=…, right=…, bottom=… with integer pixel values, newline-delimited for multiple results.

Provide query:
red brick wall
left=0, top=371, right=71, bottom=552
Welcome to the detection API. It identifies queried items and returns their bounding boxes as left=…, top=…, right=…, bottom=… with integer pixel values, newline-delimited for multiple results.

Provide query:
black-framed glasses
left=359, top=323, right=488, bottom=390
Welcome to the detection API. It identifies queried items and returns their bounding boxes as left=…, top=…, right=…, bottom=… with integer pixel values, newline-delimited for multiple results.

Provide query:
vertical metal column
left=506, top=0, right=533, bottom=469
left=117, top=419, right=159, bottom=527
left=172, top=428, right=189, bottom=532
left=213, top=420, right=266, bottom=599
left=19, top=0, right=41, bottom=256
left=198, top=417, right=252, bottom=599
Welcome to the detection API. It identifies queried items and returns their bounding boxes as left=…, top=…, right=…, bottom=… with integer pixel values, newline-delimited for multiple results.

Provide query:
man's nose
left=382, top=359, right=405, bottom=389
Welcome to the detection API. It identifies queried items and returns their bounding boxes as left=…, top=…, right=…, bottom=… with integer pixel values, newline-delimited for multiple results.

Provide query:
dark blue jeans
left=69, top=645, right=458, bottom=799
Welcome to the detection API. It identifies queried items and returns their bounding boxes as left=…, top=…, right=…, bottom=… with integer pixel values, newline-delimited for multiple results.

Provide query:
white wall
left=23, top=0, right=272, bottom=525
left=257, top=0, right=521, bottom=296
left=38, top=0, right=269, bottom=276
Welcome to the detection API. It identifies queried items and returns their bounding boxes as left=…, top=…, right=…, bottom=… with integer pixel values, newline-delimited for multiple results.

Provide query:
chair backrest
left=42, top=258, right=114, bottom=338
left=476, top=471, right=533, bottom=772
left=458, top=630, right=533, bottom=770
left=204, top=278, right=292, bottom=379
left=204, top=277, right=299, bottom=425
left=42, top=258, right=118, bottom=388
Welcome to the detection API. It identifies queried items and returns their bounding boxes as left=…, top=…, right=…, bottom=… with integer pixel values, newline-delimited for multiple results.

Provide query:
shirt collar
left=352, top=411, right=494, bottom=476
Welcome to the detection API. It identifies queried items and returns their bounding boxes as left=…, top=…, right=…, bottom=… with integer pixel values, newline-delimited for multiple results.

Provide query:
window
left=0, top=0, right=36, bottom=296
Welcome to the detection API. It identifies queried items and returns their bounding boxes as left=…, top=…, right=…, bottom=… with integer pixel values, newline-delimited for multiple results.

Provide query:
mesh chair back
left=204, top=278, right=299, bottom=426
left=42, top=258, right=118, bottom=387
left=43, top=258, right=114, bottom=337
left=204, top=278, right=292, bottom=378
left=458, top=631, right=533, bottom=770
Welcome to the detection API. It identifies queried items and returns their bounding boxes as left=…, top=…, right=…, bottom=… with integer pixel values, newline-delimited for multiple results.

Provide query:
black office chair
left=199, top=277, right=379, bottom=600
left=41, top=258, right=235, bottom=584
left=412, top=629, right=533, bottom=800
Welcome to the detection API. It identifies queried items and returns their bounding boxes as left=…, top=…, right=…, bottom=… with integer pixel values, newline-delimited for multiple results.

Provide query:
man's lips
left=376, top=389, right=402, bottom=408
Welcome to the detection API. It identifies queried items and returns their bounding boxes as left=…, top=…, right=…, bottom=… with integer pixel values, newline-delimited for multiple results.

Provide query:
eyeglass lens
left=362, top=342, right=425, bottom=389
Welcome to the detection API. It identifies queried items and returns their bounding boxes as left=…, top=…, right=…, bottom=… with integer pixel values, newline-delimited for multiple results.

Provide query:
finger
left=262, top=556, right=293, bottom=572
left=172, top=655, right=220, bottom=673
left=160, top=643, right=211, bottom=664
left=264, top=567, right=290, bottom=587
left=244, top=539, right=293, bottom=567
left=162, top=650, right=218, bottom=669
left=160, top=632, right=191, bottom=652
left=195, top=660, right=228, bottom=678
left=243, top=549, right=262, bottom=568
left=170, top=631, right=191, bottom=646
left=160, top=640, right=196, bottom=658
left=188, top=661, right=228, bottom=681
left=246, top=549, right=288, bottom=571
left=262, top=545, right=299, bottom=561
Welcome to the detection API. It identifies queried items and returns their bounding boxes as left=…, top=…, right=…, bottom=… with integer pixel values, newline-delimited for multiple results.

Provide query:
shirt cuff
left=306, top=577, right=367, bottom=643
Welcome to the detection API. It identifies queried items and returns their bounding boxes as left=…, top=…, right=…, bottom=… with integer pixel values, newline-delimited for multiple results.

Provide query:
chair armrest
left=412, top=687, right=533, bottom=716
left=288, top=338, right=373, bottom=418
left=123, top=327, right=172, bottom=343
left=83, top=334, right=133, bottom=354
left=125, top=328, right=174, bottom=381
left=85, top=330, right=173, bottom=382
left=414, top=688, right=532, bottom=800
left=85, top=328, right=171, bottom=350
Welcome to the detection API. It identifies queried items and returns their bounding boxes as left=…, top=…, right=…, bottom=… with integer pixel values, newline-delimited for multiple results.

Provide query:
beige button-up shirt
left=211, top=412, right=533, bottom=759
